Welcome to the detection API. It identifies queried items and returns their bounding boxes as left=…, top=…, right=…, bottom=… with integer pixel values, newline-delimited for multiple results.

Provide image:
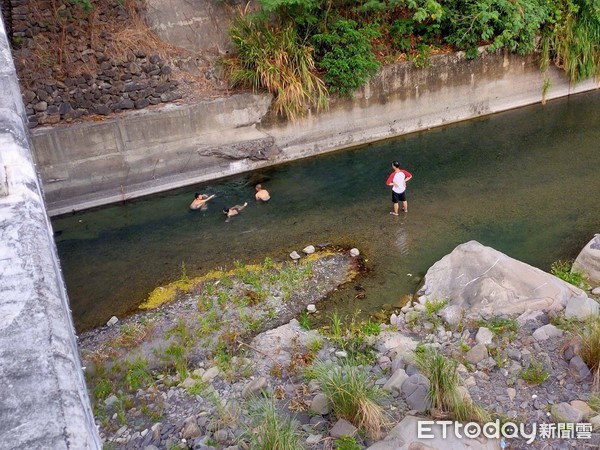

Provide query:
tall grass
left=245, top=399, right=304, bottom=450
left=309, top=361, right=388, bottom=438
left=578, top=316, right=600, bottom=387
left=415, top=346, right=489, bottom=422
left=541, top=1, right=600, bottom=83
left=225, top=11, right=328, bottom=120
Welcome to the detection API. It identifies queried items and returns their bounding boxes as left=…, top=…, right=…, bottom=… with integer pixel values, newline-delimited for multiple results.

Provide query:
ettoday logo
left=417, top=420, right=593, bottom=444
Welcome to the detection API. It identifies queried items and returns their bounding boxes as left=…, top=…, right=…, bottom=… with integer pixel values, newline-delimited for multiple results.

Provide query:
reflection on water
left=53, top=91, right=600, bottom=332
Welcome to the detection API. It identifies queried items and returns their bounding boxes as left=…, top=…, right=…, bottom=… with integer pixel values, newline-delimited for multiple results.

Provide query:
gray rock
left=366, top=415, right=499, bottom=449
left=310, top=393, right=329, bottom=415
left=570, top=400, right=594, bottom=420
left=305, top=434, right=322, bottom=445
left=465, top=343, right=488, bottom=365
left=330, top=418, right=357, bottom=438
left=302, top=245, right=315, bottom=254
left=551, top=403, right=585, bottom=423
left=107, top=316, right=119, bottom=327
left=202, top=367, right=219, bottom=382
left=573, top=234, right=600, bottom=285
left=401, top=374, right=430, bottom=412
left=289, top=251, right=301, bottom=260
left=439, top=304, right=464, bottom=329
left=350, top=248, right=360, bottom=257
left=569, top=355, right=591, bottom=380
left=383, top=368, right=408, bottom=392
left=475, top=327, right=494, bottom=345
left=592, top=287, right=600, bottom=296
left=532, top=324, right=564, bottom=341
left=418, top=241, right=585, bottom=317
left=242, top=377, right=268, bottom=398
left=565, top=296, right=599, bottom=320
left=182, top=416, right=202, bottom=439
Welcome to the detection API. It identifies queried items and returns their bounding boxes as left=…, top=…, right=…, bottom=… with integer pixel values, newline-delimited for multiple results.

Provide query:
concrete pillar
left=0, top=14, right=101, bottom=450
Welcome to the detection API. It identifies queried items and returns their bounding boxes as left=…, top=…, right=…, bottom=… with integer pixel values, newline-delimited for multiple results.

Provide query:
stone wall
left=33, top=48, right=599, bottom=216
left=5, top=0, right=183, bottom=127
left=0, top=14, right=101, bottom=449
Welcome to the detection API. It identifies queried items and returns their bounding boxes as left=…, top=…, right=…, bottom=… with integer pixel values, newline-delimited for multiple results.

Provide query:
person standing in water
left=255, top=184, right=270, bottom=202
left=386, top=161, right=412, bottom=215
left=190, top=193, right=215, bottom=210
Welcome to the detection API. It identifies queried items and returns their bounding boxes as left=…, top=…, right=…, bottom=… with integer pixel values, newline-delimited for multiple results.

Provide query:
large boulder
left=366, top=415, right=499, bottom=450
left=573, top=234, right=600, bottom=285
left=418, top=241, right=587, bottom=319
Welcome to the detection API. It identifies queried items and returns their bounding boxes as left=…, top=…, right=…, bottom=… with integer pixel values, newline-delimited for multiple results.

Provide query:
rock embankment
left=7, top=0, right=212, bottom=128
left=80, top=241, right=600, bottom=449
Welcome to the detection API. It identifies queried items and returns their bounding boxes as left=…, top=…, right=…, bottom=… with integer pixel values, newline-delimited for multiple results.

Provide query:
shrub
left=312, top=19, right=381, bottom=97
left=245, top=398, right=304, bottom=450
left=441, top=0, right=550, bottom=58
left=415, top=346, right=489, bottom=422
left=225, top=12, right=328, bottom=120
left=309, top=361, right=388, bottom=438
left=577, top=316, right=600, bottom=387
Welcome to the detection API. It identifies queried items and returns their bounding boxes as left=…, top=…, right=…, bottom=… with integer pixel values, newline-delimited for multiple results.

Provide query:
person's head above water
left=222, top=207, right=229, bottom=214
left=392, top=161, right=401, bottom=169
left=255, top=184, right=262, bottom=191
left=194, top=192, right=201, bottom=199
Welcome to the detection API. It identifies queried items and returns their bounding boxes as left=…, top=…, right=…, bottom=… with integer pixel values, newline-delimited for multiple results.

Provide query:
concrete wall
left=33, top=48, right=598, bottom=216
left=145, top=0, right=236, bottom=54
left=0, top=15, right=101, bottom=450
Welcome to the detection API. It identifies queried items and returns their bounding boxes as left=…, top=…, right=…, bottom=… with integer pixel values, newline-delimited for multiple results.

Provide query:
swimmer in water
left=223, top=202, right=248, bottom=222
left=190, top=193, right=215, bottom=210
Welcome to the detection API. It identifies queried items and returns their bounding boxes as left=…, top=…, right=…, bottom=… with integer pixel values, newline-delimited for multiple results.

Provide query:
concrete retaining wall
left=33, top=49, right=598, bottom=216
left=0, top=15, right=101, bottom=450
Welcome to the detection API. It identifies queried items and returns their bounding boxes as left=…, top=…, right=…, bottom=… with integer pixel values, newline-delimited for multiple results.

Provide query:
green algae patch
left=139, top=252, right=345, bottom=311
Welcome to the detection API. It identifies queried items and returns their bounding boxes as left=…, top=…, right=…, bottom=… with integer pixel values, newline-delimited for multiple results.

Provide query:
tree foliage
left=225, top=0, right=600, bottom=118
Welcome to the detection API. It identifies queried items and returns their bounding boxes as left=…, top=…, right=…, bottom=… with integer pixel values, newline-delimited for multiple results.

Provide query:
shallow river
left=52, top=91, right=600, bottom=332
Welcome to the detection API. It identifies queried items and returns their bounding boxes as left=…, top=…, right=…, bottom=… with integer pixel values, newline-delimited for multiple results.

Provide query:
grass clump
left=425, top=299, right=449, bottom=319
left=520, top=356, right=549, bottom=384
left=415, top=346, right=489, bottom=423
left=309, top=361, right=388, bottom=438
left=244, top=398, right=304, bottom=450
left=577, top=316, right=600, bottom=387
left=478, top=317, right=519, bottom=337
left=550, top=259, right=590, bottom=290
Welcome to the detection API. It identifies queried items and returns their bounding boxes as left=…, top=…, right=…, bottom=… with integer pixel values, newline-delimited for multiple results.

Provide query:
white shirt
left=392, top=171, right=406, bottom=194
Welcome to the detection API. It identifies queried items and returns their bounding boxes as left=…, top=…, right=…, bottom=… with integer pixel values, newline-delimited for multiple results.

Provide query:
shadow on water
left=53, top=91, right=600, bottom=332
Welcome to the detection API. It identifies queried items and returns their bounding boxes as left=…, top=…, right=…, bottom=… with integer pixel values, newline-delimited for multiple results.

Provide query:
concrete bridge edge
left=0, top=14, right=101, bottom=450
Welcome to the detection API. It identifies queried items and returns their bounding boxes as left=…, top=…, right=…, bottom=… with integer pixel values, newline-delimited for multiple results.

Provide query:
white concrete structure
left=0, top=16, right=101, bottom=449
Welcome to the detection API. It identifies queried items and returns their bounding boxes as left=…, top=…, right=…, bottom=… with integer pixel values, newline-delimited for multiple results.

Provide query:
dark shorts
left=392, top=191, right=406, bottom=203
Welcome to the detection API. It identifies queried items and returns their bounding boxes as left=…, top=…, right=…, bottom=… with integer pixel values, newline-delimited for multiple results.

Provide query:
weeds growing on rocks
left=577, top=316, right=600, bottom=387
left=415, top=346, right=490, bottom=423
left=245, top=398, right=305, bottom=450
left=308, top=361, right=389, bottom=439
left=520, top=355, right=549, bottom=384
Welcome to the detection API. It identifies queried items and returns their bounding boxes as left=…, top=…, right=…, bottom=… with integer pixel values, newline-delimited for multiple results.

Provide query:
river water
left=52, top=91, right=600, bottom=332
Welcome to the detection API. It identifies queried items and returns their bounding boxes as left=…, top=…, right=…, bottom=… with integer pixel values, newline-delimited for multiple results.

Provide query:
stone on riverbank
left=573, top=234, right=600, bottom=285
left=418, top=241, right=587, bottom=319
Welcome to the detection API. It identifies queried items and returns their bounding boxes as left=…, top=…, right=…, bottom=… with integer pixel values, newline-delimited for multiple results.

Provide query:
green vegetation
left=415, top=346, right=490, bottom=422
left=577, top=316, right=600, bottom=387
left=245, top=399, right=304, bottom=450
left=225, top=0, right=600, bottom=118
left=309, top=361, right=389, bottom=438
left=478, top=317, right=519, bottom=337
left=520, top=355, right=549, bottom=384
left=550, top=259, right=590, bottom=289
left=335, top=436, right=362, bottom=450
left=425, top=298, right=449, bottom=320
